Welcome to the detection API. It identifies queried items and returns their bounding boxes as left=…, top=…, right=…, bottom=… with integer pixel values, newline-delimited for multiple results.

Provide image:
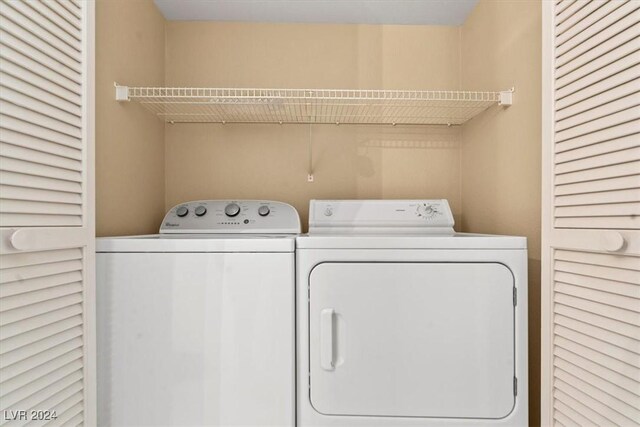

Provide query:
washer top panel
left=97, top=234, right=296, bottom=253
left=160, top=200, right=301, bottom=234
left=98, top=200, right=299, bottom=252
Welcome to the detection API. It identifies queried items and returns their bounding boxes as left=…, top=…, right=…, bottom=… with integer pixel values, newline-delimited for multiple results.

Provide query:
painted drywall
left=96, top=0, right=166, bottom=236
left=164, top=23, right=463, bottom=228
left=460, top=1, right=542, bottom=425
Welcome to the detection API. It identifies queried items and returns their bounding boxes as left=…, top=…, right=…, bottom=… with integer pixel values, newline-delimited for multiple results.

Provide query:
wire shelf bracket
left=499, top=87, right=515, bottom=106
left=114, top=84, right=515, bottom=126
left=115, top=83, right=130, bottom=101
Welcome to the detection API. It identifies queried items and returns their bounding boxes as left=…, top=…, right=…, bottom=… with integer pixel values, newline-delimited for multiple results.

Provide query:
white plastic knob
left=602, top=232, right=625, bottom=252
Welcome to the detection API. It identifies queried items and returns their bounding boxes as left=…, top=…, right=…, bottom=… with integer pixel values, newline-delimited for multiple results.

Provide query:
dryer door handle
left=320, top=308, right=335, bottom=371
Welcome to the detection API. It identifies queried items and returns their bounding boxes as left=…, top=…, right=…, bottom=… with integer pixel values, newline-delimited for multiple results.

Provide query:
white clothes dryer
left=97, top=200, right=300, bottom=427
left=297, top=200, right=528, bottom=426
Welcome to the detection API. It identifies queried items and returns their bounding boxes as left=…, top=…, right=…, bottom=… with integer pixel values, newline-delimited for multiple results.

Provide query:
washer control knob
left=225, top=203, right=241, bottom=217
left=258, top=205, right=270, bottom=217
left=176, top=206, right=189, bottom=217
left=195, top=206, right=207, bottom=216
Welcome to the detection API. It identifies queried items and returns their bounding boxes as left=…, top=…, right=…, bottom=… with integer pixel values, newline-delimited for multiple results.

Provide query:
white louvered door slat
left=542, top=1, right=640, bottom=426
left=0, top=29, right=81, bottom=85
left=25, top=1, right=80, bottom=42
left=555, top=134, right=640, bottom=163
left=0, top=115, right=82, bottom=149
left=0, top=127, right=83, bottom=159
left=0, top=0, right=95, bottom=426
left=1, top=0, right=81, bottom=52
left=0, top=5, right=81, bottom=64
left=555, top=0, right=625, bottom=48
left=0, top=73, right=82, bottom=117
left=1, top=319, right=83, bottom=357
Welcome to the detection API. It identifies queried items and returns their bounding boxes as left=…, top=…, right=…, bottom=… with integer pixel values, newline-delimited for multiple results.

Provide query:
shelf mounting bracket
left=114, top=83, right=130, bottom=102
left=499, top=87, right=514, bottom=107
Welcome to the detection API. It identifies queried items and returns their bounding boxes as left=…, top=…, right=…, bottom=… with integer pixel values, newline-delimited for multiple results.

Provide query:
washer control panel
left=160, top=200, right=301, bottom=234
left=309, top=199, right=455, bottom=234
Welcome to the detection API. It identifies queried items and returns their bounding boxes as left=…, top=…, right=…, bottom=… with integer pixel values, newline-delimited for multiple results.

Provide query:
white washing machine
left=297, top=200, right=528, bottom=426
left=97, top=200, right=300, bottom=427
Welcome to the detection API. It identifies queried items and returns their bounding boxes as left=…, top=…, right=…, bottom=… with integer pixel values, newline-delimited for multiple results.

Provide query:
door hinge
left=513, top=377, right=518, bottom=396
left=513, top=287, right=517, bottom=306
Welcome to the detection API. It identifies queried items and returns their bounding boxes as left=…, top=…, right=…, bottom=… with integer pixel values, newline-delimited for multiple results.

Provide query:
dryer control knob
left=176, top=206, right=189, bottom=217
left=225, top=203, right=241, bottom=217
left=417, top=203, right=438, bottom=218
left=258, top=205, right=270, bottom=217
left=195, top=206, right=207, bottom=216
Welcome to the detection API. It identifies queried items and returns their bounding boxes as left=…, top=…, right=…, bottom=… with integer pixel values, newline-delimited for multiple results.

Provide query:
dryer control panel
left=309, top=199, right=455, bottom=234
left=160, top=200, right=301, bottom=234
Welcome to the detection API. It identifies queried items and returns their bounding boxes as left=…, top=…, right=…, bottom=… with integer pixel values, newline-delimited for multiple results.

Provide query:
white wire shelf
left=115, top=86, right=513, bottom=125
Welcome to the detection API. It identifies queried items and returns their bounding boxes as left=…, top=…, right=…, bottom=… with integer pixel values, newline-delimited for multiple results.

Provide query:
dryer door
left=309, top=262, right=515, bottom=419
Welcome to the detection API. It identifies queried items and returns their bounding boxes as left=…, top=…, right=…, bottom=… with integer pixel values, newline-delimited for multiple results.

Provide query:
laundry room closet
left=95, top=0, right=541, bottom=425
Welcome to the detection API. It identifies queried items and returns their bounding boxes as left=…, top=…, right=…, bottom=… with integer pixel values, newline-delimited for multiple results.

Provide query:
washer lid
left=296, top=233, right=526, bottom=249
left=97, top=234, right=296, bottom=253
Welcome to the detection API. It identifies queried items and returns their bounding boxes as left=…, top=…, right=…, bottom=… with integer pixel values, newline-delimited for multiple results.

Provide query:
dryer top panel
left=296, top=233, right=526, bottom=250
left=309, top=199, right=454, bottom=234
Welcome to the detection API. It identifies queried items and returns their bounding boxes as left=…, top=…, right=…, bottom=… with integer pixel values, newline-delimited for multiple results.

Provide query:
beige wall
left=96, top=0, right=166, bottom=236
left=460, top=1, right=541, bottom=425
left=164, top=23, right=463, bottom=229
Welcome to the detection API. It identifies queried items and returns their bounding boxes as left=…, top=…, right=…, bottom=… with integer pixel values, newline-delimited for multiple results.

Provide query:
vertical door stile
left=541, top=1, right=555, bottom=423
left=81, top=0, right=96, bottom=424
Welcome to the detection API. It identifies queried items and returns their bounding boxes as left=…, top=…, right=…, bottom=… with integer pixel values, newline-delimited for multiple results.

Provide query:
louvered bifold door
left=542, top=1, right=640, bottom=426
left=0, top=1, right=95, bottom=426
